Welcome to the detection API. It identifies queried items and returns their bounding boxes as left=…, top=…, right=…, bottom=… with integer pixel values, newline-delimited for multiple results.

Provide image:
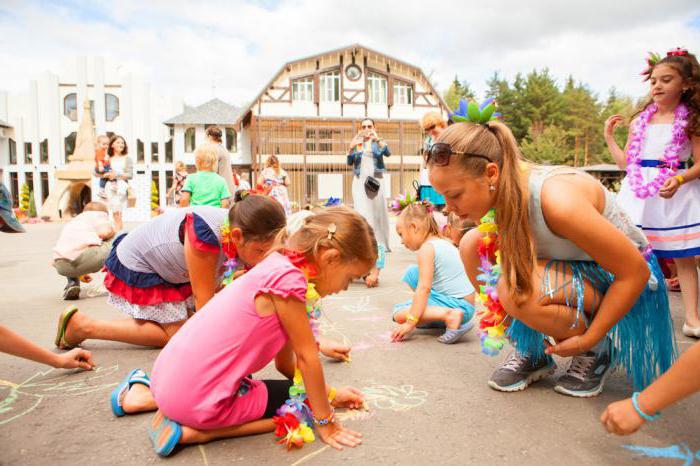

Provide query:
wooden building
left=235, top=44, right=449, bottom=207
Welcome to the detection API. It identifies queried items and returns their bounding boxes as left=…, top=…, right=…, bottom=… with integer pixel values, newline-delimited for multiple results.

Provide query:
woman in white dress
left=606, top=49, right=700, bottom=337
left=257, top=155, right=291, bottom=215
left=103, top=135, right=133, bottom=224
left=348, top=118, right=391, bottom=251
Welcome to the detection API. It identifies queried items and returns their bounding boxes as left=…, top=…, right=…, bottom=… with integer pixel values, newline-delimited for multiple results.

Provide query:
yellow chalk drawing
left=0, top=364, right=119, bottom=426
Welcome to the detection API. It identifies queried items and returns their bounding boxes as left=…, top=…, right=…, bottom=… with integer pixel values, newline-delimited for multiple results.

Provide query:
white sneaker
left=682, top=323, right=700, bottom=338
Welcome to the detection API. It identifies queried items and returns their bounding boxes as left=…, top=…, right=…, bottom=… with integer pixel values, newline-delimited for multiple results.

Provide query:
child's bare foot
left=63, top=311, right=90, bottom=347
left=123, top=383, right=156, bottom=413
left=180, top=425, right=206, bottom=444
left=444, top=309, right=464, bottom=330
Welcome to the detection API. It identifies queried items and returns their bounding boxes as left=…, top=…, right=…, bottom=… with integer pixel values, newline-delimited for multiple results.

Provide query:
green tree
left=485, top=72, right=529, bottom=141
left=151, top=181, right=159, bottom=212
left=28, top=191, right=37, bottom=218
left=19, top=183, right=30, bottom=213
left=443, top=75, right=475, bottom=111
left=561, top=77, right=602, bottom=166
left=521, top=125, right=571, bottom=165
left=599, top=87, right=636, bottom=163
left=520, top=69, right=565, bottom=138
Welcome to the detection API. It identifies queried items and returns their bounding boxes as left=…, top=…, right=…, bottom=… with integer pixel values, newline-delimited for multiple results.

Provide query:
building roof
left=164, top=98, right=241, bottom=125
left=236, top=44, right=449, bottom=126
left=582, top=163, right=624, bottom=172
left=0, top=119, right=12, bottom=128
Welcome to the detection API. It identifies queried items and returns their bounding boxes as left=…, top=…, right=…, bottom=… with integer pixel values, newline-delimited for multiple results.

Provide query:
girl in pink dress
left=109, top=207, right=376, bottom=456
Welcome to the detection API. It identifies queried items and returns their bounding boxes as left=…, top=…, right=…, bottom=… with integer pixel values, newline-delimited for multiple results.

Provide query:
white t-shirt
left=52, top=211, right=111, bottom=261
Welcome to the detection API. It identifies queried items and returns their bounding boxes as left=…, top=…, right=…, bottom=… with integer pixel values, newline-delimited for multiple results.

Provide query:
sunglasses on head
left=425, top=142, right=492, bottom=166
left=424, top=124, right=436, bottom=132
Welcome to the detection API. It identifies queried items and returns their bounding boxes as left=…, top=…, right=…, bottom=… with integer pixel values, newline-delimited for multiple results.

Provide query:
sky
left=1, top=0, right=699, bottom=108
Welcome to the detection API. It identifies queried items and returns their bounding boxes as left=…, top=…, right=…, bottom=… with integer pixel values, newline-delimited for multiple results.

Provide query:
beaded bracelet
left=632, top=392, right=661, bottom=422
left=406, top=314, right=419, bottom=324
left=313, top=410, right=336, bottom=426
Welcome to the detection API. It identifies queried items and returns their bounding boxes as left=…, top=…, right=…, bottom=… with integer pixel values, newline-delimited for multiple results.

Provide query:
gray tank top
left=528, top=166, right=648, bottom=261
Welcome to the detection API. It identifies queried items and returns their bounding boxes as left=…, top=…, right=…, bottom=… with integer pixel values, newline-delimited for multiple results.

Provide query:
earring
left=489, top=184, right=495, bottom=192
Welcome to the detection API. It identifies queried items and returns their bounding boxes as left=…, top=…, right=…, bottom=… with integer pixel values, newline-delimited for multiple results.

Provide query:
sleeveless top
left=528, top=166, right=648, bottom=261
left=428, top=238, right=475, bottom=298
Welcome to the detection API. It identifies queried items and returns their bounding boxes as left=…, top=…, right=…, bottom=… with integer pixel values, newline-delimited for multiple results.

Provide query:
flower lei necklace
left=625, top=102, right=689, bottom=199
left=475, top=209, right=508, bottom=356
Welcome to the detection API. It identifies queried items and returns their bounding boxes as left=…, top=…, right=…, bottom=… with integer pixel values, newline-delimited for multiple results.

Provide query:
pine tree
left=151, top=181, right=159, bottom=212
left=443, top=75, right=475, bottom=111
left=19, top=183, right=30, bottom=213
left=28, top=191, right=37, bottom=218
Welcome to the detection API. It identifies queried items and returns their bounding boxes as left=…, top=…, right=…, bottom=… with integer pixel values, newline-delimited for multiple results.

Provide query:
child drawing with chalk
left=391, top=201, right=476, bottom=344
left=109, top=207, right=375, bottom=456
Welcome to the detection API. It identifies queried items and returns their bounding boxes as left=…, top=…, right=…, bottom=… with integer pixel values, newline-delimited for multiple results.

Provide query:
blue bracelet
left=632, top=392, right=661, bottom=422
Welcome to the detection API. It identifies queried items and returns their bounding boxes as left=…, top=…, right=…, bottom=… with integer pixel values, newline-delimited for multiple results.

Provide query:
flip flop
left=437, top=320, right=475, bottom=344
left=54, top=305, right=79, bottom=349
left=110, top=369, right=151, bottom=417
left=149, top=410, right=182, bottom=457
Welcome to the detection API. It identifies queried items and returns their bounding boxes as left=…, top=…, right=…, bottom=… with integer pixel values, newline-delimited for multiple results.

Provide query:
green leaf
left=451, top=115, right=469, bottom=123
left=467, top=101, right=480, bottom=122
left=481, top=104, right=495, bottom=122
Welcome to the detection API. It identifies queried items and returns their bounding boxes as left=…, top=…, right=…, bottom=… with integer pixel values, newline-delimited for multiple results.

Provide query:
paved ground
left=1, top=222, right=700, bottom=466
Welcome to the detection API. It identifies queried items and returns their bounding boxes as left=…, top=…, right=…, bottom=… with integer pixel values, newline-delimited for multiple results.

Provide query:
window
left=40, top=139, right=49, bottom=163
left=151, top=142, right=159, bottom=163
left=320, top=71, right=340, bottom=102
left=64, top=132, right=77, bottom=163
left=165, top=139, right=173, bottom=163
left=305, top=129, right=315, bottom=153
left=9, top=138, right=16, bottom=164
left=137, top=139, right=145, bottom=163
left=394, top=81, right=413, bottom=105
left=41, top=171, right=49, bottom=202
left=225, top=128, right=237, bottom=152
left=10, top=172, right=18, bottom=207
left=368, top=73, right=387, bottom=104
left=25, top=172, right=34, bottom=200
left=292, top=78, right=314, bottom=102
left=319, top=129, right=341, bottom=153
left=184, top=127, right=196, bottom=153
left=24, top=142, right=32, bottom=164
left=105, top=94, right=119, bottom=121
left=64, top=93, right=77, bottom=121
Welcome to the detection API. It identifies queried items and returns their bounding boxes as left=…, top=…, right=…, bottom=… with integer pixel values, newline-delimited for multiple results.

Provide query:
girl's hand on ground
left=318, top=422, right=362, bottom=450
left=544, top=335, right=590, bottom=357
left=601, top=398, right=645, bottom=435
left=319, top=339, right=351, bottom=362
left=659, top=176, right=681, bottom=199
left=364, top=272, right=379, bottom=288
left=391, top=322, right=415, bottom=342
left=55, top=348, right=96, bottom=370
left=331, top=386, right=365, bottom=409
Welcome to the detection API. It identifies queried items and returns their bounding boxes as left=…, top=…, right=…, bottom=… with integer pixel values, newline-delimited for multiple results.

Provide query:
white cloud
left=1, top=0, right=699, bottom=108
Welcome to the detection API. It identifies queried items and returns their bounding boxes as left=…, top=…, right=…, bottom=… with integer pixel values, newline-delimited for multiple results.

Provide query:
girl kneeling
left=391, top=203, right=476, bottom=344
left=112, top=207, right=376, bottom=455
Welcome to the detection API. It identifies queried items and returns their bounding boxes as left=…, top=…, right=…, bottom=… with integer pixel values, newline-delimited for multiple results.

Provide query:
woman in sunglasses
left=427, top=120, right=675, bottom=399
left=347, top=118, right=391, bottom=286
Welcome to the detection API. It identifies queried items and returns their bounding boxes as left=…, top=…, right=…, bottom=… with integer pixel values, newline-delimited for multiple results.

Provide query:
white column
left=143, top=83, right=152, bottom=164
left=45, top=72, right=62, bottom=169
left=0, top=91, right=8, bottom=122
left=94, top=57, right=106, bottom=135
left=76, top=56, right=88, bottom=122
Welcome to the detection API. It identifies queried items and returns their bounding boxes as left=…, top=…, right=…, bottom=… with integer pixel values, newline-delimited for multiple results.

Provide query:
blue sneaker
left=553, top=350, right=611, bottom=398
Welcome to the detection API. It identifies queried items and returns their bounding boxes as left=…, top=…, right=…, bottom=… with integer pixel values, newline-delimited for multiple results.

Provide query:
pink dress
left=150, top=252, right=307, bottom=429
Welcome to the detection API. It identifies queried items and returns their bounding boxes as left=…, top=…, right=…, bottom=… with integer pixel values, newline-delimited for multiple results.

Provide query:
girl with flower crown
left=427, top=102, right=675, bottom=398
left=54, top=194, right=287, bottom=350
left=108, top=207, right=373, bottom=456
left=605, top=48, right=700, bottom=338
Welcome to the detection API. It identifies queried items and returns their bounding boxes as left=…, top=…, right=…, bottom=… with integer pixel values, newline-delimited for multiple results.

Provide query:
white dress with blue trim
left=616, top=124, right=700, bottom=259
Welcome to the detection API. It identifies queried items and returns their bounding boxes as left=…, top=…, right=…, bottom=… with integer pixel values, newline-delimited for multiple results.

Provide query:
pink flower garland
left=626, top=103, right=689, bottom=199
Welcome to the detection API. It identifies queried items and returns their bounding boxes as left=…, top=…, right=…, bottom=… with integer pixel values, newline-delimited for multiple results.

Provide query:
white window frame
left=368, top=73, right=387, bottom=104
left=393, top=81, right=413, bottom=105
left=320, top=71, right=340, bottom=102
left=292, top=78, right=314, bottom=102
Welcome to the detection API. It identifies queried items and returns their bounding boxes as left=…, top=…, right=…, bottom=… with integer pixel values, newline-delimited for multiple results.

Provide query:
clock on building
left=345, top=64, right=362, bottom=81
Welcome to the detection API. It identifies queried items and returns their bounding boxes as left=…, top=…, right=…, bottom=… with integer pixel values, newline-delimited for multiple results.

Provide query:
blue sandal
left=110, top=369, right=151, bottom=417
left=149, top=410, right=182, bottom=457
left=437, top=320, right=475, bottom=344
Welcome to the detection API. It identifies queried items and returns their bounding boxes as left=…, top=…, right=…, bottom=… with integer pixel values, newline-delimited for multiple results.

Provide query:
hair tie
left=667, top=47, right=688, bottom=57
left=327, top=223, right=337, bottom=240
left=240, top=190, right=250, bottom=200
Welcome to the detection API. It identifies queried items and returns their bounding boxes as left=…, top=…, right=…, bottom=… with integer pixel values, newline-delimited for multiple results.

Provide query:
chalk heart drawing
left=0, top=364, right=120, bottom=426
left=362, top=384, right=428, bottom=412
left=624, top=443, right=700, bottom=466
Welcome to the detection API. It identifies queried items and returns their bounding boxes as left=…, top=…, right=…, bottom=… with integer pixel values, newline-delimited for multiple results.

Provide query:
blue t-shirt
left=428, top=238, right=474, bottom=298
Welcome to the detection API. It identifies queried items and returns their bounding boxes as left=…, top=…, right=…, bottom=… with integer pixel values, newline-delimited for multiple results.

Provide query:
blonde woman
left=257, top=155, right=291, bottom=215
left=419, top=112, right=447, bottom=207
left=180, top=144, right=231, bottom=208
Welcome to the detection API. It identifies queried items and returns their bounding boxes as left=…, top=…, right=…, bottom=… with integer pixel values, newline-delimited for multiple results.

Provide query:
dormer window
left=368, top=73, right=387, bottom=104
left=320, top=71, right=340, bottom=102
left=292, top=78, right=314, bottom=102
left=394, top=81, right=413, bottom=105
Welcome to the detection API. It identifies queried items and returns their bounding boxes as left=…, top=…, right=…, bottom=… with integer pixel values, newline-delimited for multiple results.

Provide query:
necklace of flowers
left=220, top=221, right=248, bottom=287
left=475, top=209, right=508, bottom=356
left=271, top=250, right=326, bottom=451
left=625, top=102, right=689, bottom=199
